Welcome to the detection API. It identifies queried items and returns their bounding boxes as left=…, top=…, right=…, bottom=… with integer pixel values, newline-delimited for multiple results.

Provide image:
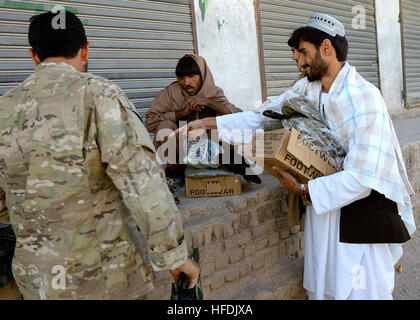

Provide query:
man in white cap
left=183, top=13, right=416, bottom=300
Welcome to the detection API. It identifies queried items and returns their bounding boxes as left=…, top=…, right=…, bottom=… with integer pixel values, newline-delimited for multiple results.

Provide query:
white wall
left=375, top=0, right=404, bottom=111
left=193, top=0, right=262, bottom=111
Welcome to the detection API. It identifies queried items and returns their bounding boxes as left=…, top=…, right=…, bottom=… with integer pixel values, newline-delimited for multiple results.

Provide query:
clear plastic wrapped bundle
left=182, top=138, right=262, bottom=184
left=183, top=138, right=224, bottom=169
left=282, top=117, right=346, bottom=171
left=259, top=90, right=346, bottom=171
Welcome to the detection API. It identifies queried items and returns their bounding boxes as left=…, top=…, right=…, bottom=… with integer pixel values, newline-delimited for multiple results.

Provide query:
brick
left=251, top=224, right=268, bottom=239
left=243, top=242, right=254, bottom=257
left=209, top=271, right=226, bottom=291
left=279, top=240, right=287, bottom=257
left=272, top=199, right=282, bottom=216
left=186, top=232, right=193, bottom=252
left=201, top=275, right=212, bottom=287
left=214, top=252, right=229, bottom=271
left=200, top=247, right=217, bottom=264
left=270, top=185, right=283, bottom=199
left=189, top=206, right=203, bottom=218
left=277, top=216, right=288, bottom=230
left=232, top=216, right=242, bottom=234
left=223, top=220, right=234, bottom=238
left=297, top=248, right=304, bottom=258
left=292, top=235, right=300, bottom=254
left=265, top=203, right=273, bottom=219
left=180, top=209, right=191, bottom=222
left=271, top=244, right=280, bottom=262
left=281, top=200, right=289, bottom=215
left=257, top=206, right=266, bottom=224
left=200, top=262, right=215, bottom=277
left=246, top=195, right=258, bottom=208
left=192, top=229, right=203, bottom=249
left=239, top=257, right=253, bottom=277
left=224, top=237, right=239, bottom=251
left=252, top=253, right=265, bottom=271
left=240, top=212, right=250, bottom=229
left=203, top=285, right=211, bottom=299
left=259, top=189, right=272, bottom=203
left=264, top=249, right=273, bottom=267
left=290, top=225, right=300, bottom=235
left=255, top=238, right=268, bottom=251
left=235, top=230, right=252, bottom=246
left=299, top=233, right=305, bottom=250
left=226, top=198, right=248, bottom=213
left=211, top=221, right=224, bottom=241
left=147, top=282, right=171, bottom=300
left=265, top=218, right=277, bottom=232
left=225, top=266, right=240, bottom=282
left=268, top=231, right=280, bottom=246
left=229, top=248, right=244, bottom=264
left=249, top=209, right=259, bottom=227
left=286, top=237, right=294, bottom=256
left=202, top=224, right=213, bottom=246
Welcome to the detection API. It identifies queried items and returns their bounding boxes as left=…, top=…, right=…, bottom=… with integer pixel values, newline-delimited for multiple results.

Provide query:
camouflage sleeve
left=93, top=89, right=187, bottom=272
left=0, top=188, right=9, bottom=224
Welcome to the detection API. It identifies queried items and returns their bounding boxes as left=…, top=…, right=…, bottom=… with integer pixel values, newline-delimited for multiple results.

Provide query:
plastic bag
left=183, top=138, right=224, bottom=169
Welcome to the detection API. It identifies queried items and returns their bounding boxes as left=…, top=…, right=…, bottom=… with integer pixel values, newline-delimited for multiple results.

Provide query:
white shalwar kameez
left=215, top=63, right=416, bottom=300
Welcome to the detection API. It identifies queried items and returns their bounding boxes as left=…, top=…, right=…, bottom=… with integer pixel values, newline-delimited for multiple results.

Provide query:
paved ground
left=393, top=116, right=420, bottom=146
left=392, top=115, right=420, bottom=300
left=393, top=195, right=420, bottom=300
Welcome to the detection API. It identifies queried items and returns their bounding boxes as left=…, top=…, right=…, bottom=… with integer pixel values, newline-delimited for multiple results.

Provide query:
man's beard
left=306, top=50, right=328, bottom=82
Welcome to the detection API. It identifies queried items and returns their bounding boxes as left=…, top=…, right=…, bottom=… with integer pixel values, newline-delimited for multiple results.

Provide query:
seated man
left=145, top=54, right=241, bottom=176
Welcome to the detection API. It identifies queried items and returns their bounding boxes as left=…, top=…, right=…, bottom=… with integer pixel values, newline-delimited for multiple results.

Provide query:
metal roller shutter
left=0, top=0, right=195, bottom=118
left=258, top=0, right=380, bottom=98
left=401, top=0, right=420, bottom=108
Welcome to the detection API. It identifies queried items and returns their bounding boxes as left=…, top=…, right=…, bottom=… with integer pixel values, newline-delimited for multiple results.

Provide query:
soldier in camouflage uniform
left=0, top=11, right=199, bottom=299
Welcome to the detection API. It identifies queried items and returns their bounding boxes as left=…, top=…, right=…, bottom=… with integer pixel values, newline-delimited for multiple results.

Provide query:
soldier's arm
left=0, top=188, right=9, bottom=224
left=94, top=91, right=187, bottom=271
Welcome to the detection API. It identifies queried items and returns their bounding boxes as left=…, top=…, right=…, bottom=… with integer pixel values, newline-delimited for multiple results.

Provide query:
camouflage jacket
left=0, top=61, right=187, bottom=299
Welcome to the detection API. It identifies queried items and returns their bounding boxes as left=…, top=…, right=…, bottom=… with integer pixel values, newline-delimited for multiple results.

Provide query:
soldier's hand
left=170, top=258, right=200, bottom=289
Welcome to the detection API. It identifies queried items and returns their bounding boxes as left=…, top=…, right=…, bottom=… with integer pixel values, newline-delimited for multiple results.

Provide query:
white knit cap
left=306, top=13, right=345, bottom=37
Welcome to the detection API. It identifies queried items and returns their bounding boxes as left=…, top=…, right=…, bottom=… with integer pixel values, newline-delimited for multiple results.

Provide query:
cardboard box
left=243, top=127, right=337, bottom=182
left=185, top=175, right=242, bottom=198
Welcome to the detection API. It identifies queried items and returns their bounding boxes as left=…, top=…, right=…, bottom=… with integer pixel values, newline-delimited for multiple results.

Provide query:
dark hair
left=287, top=26, right=348, bottom=62
left=28, top=10, right=87, bottom=61
left=175, top=56, right=201, bottom=78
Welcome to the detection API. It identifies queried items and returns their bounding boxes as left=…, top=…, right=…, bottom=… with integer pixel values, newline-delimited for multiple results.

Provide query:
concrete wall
left=193, top=0, right=263, bottom=111
left=375, top=0, right=405, bottom=112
